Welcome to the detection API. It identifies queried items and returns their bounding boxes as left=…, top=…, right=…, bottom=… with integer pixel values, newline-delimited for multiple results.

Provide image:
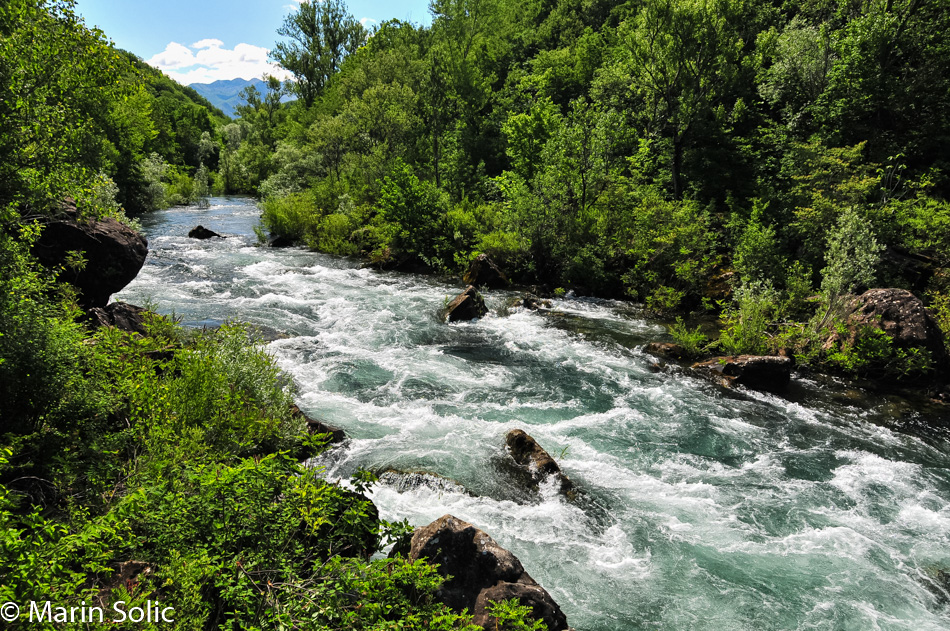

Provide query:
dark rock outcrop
left=825, top=288, right=949, bottom=369
left=394, top=514, right=568, bottom=631
left=692, top=355, right=793, bottom=391
left=290, top=404, right=346, bottom=444
left=33, top=216, right=148, bottom=308
left=505, top=429, right=575, bottom=496
left=188, top=225, right=221, bottom=239
left=443, top=286, right=488, bottom=322
left=267, top=234, right=294, bottom=248
left=83, top=302, right=149, bottom=335
left=644, top=342, right=691, bottom=361
left=463, top=254, right=508, bottom=289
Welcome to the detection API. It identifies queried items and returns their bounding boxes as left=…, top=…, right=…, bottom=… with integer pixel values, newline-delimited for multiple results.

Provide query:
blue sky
left=75, top=0, right=432, bottom=85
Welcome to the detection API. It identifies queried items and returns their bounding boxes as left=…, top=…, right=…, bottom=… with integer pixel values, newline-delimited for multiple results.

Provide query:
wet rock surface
left=83, top=302, right=149, bottom=335
left=393, top=514, right=568, bottom=631
left=505, top=429, right=575, bottom=497
left=188, top=225, right=221, bottom=239
left=443, top=285, right=488, bottom=322
left=644, top=342, right=691, bottom=361
left=692, top=355, right=793, bottom=391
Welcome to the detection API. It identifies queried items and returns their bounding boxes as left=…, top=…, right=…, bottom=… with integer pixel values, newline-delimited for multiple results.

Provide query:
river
left=117, top=197, right=950, bottom=631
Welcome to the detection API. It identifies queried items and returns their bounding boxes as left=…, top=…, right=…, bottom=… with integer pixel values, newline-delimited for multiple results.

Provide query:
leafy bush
left=261, top=190, right=321, bottom=243
left=823, top=324, right=933, bottom=379
left=668, top=318, right=709, bottom=358
left=716, top=281, right=779, bottom=355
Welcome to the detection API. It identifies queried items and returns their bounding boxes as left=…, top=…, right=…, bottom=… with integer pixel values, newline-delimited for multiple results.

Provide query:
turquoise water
left=118, top=198, right=950, bottom=631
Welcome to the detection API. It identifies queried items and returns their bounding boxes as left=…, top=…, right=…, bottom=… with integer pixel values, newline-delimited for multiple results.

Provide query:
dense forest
left=2, top=0, right=950, bottom=628
left=229, top=0, right=950, bottom=380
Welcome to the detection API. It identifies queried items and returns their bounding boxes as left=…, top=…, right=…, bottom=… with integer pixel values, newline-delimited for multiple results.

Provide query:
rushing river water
left=118, top=198, right=950, bottom=631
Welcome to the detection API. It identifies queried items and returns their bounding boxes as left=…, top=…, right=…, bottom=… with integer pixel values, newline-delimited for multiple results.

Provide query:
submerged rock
left=188, top=225, right=221, bottom=239
left=83, top=302, right=149, bottom=335
left=33, top=212, right=148, bottom=308
left=513, top=293, right=552, bottom=311
left=443, top=285, right=488, bottom=322
left=692, top=355, right=793, bottom=391
left=462, top=254, right=509, bottom=289
left=505, top=429, right=575, bottom=497
left=825, top=288, right=949, bottom=372
left=393, top=514, right=568, bottom=631
left=377, top=469, right=472, bottom=496
left=290, top=404, right=346, bottom=444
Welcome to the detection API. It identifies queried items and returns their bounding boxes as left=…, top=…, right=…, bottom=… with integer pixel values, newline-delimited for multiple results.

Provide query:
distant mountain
left=189, top=78, right=294, bottom=118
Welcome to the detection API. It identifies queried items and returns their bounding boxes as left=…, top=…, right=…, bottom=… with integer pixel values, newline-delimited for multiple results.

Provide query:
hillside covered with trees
left=223, top=0, right=950, bottom=380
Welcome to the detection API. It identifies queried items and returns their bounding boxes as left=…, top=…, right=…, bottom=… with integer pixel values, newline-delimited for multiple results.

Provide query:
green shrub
left=823, top=324, right=933, bottom=378
left=668, top=318, right=709, bottom=358
left=261, top=190, right=322, bottom=243
left=716, top=281, right=779, bottom=355
left=486, top=598, right=548, bottom=631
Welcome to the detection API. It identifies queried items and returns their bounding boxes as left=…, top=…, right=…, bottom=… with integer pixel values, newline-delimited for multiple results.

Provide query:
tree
left=620, top=0, right=745, bottom=199
left=272, top=0, right=366, bottom=107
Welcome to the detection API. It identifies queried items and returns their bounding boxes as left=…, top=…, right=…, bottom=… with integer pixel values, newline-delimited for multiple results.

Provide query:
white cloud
left=360, top=17, right=379, bottom=27
left=146, top=40, right=292, bottom=85
left=191, top=38, right=225, bottom=50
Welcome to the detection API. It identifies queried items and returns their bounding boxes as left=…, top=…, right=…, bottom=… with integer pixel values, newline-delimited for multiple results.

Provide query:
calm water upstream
left=117, top=197, right=950, bottom=631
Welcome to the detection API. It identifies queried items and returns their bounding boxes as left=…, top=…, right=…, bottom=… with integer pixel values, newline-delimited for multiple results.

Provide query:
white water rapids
left=117, top=198, right=950, bottom=630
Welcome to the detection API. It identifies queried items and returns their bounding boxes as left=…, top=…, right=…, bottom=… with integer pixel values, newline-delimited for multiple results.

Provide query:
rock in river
left=393, top=514, right=568, bottom=631
left=443, top=285, right=488, bottom=322
left=188, top=225, right=222, bottom=239
left=692, top=355, right=793, bottom=391
left=505, top=429, right=575, bottom=497
left=83, top=302, right=149, bottom=335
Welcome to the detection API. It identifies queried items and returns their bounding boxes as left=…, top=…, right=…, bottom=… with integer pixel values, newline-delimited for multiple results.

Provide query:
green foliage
left=273, top=0, right=367, bottom=107
left=716, top=281, right=779, bottom=356
left=733, top=201, right=785, bottom=286
left=379, top=160, right=451, bottom=267
left=668, top=318, right=709, bottom=359
left=823, top=324, right=933, bottom=379
left=817, top=206, right=883, bottom=328
left=0, top=228, right=94, bottom=435
left=486, top=598, right=548, bottom=631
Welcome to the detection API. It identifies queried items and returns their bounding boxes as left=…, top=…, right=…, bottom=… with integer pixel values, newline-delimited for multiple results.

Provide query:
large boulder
left=825, top=288, right=949, bottom=369
left=443, top=286, right=488, bottom=322
left=463, top=254, right=509, bottom=289
left=188, top=225, right=221, bottom=239
left=692, top=355, right=793, bottom=391
left=83, top=302, right=149, bottom=335
left=33, top=216, right=148, bottom=308
left=505, top=429, right=575, bottom=497
left=394, top=515, right=568, bottom=631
